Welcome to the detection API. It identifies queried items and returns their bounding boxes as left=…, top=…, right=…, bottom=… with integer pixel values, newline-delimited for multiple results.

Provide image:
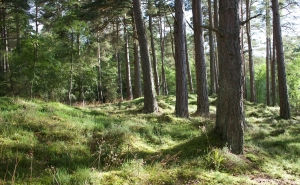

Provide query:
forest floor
left=0, top=95, right=300, bottom=184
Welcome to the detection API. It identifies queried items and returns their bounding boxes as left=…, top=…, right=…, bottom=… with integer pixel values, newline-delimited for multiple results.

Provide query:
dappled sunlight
left=0, top=96, right=300, bottom=184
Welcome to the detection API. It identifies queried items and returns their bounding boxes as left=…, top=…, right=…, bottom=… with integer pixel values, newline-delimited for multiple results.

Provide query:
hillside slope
left=0, top=96, right=299, bottom=184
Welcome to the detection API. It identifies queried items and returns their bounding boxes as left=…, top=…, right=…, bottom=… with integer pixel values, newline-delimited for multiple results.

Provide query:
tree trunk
left=149, top=6, right=160, bottom=96
left=215, top=0, right=244, bottom=154
left=16, top=8, right=20, bottom=50
left=272, top=0, right=291, bottom=119
left=192, top=0, right=209, bottom=114
left=76, top=33, right=85, bottom=105
left=266, top=1, right=271, bottom=105
left=116, top=19, right=123, bottom=102
left=159, top=13, right=168, bottom=95
left=2, top=9, right=8, bottom=72
left=174, top=0, right=189, bottom=118
left=271, top=36, right=277, bottom=106
left=185, top=35, right=194, bottom=93
left=31, top=2, right=39, bottom=99
left=165, top=15, right=175, bottom=60
left=117, top=51, right=123, bottom=101
left=0, top=8, right=4, bottom=76
left=213, top=0, right=219, bottom=93
left=97, top=35, right=103, bottom=103
left=208, top=0, right=216, bottom=95
left=240, top=0, right=247, bottom=100
left=133, top=0, right=158, bottom=113
left=246, top=0, right=255, bottom=102
left=68, top=33, right=74, bottom=105
left=124, top=15, right=133, bottom=100
left=132, top=12, right=142, bottom=99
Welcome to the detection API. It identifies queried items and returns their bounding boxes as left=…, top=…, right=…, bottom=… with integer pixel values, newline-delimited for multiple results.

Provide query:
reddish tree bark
left=272, top=0, right=291, bottom=119
left=215, top=0, right=244, bottom=154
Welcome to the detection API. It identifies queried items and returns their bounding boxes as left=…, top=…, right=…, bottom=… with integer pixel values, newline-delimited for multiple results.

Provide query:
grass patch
left=0, top=96, right=299, bottom=184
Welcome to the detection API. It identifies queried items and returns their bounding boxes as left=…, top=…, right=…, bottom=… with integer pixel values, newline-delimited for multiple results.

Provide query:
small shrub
left=204, top=148, right=226, bottom=171
left=158, top=101, right=172, bottom=110
left=158, top=114, right=175, bottom=123
left=270, top=129, right=286, bottom=136
left=252, top=130, right=269, bottom=140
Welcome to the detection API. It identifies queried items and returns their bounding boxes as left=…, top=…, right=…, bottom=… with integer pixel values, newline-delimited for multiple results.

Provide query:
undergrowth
left=0, top=95, right=299, bottom=184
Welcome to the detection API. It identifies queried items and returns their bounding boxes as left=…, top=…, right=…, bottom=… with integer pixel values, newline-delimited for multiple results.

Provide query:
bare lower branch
left=199, top=25, right=218, bottom=33
left=186, top=19, right=194, bottom=30
left=240, top=14, right=262, bottom=25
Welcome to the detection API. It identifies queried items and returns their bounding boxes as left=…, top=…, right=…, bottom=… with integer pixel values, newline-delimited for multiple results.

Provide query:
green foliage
left=253, top=58, right=267, bottom=103
left=101, top=57, right=118, bottom=102
left=286, top=58, right=300, bottom=115
left=204, top=148, right=226, bottom=171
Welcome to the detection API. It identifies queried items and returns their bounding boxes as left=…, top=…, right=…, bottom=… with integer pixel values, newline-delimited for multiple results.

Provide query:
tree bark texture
left=192, top=0, right=209, bottom=114
left=133, top=0, right=158, bottom=113
left=272, top=0, right=291, bottom=119
left=215, top=0, right=244, bottom=154
left=174, top=0, right=189, bottom=118
left=132, top=14, right=142, bottom=99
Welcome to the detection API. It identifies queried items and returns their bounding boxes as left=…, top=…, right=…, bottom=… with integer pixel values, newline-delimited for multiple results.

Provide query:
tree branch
left=240, top=14, right=262, bottom=25
left=118, top=17, right=138, bottom=40
left=186, top=19, right=194, bottom=30
left=199, top=25, right=218, bottom=33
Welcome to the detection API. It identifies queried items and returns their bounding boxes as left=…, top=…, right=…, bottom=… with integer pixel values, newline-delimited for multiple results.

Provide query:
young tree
left=266, top=0, right=271, bottom=105
left=96, top=33, right=104, bottom=103
left=124, top=15, right=133, bottom=100
left=208, top=0, right=216, bottom=95
left=116, top=19, right=123, bottom=102
left=240, top=0, right=247, bottom=100
left=215, top=0, right=244, bottom=154
left=133, top=0, right=158, bottom=113
left=272, top=0, right=291, bottom=119
left=148, top=0, right=160, bottom=96
left=185, top=35, right=194, bottom=94
left=272, top=32, right=277, bottom=106
left=30, top=0, right=40, bottom=99
left=192, top=0, right=209, bottom=114
left=213, top=0, right=219, bottom=93
left=68, top=32, right=74, bottom=105
left=158, top=5, right=168, bottom=95
left=174, top=0, right=189, bottom=118
left=245, top=0, right=256, bottom=102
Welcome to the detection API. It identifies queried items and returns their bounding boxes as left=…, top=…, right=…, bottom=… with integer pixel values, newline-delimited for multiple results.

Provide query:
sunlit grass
left=0, top=96, right=299, bottom=184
